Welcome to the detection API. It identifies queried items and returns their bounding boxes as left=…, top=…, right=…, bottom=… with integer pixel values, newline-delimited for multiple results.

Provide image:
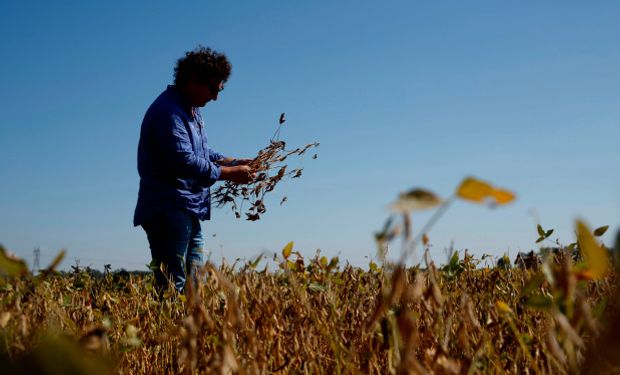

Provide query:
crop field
left=1, top=178, right=619, bottom=374
left=0, top=241, right=618, bottom=374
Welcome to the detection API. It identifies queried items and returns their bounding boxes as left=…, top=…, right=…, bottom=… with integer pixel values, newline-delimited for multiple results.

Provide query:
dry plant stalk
left=0, top=247, right=617, bottom=374
left=212, top=139, right=319, bottom=221
left=0, top=179, right=618, bottom=374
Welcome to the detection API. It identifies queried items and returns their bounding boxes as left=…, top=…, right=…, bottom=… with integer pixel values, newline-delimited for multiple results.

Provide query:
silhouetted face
left=184, top=79, right=224, bottom=107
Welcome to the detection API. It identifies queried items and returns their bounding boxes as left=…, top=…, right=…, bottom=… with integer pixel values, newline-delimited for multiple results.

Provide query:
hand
left=219, top=165, right=256, bottom=184
left=234, top=158, right=254, bottom=166
left=215, top=157, right=254, bottom=167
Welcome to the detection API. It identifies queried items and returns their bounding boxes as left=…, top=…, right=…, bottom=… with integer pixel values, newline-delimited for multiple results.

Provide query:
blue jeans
left=142, top=210, right=204, bottom=293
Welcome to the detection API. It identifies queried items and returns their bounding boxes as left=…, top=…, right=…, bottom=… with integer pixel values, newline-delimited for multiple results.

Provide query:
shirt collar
left=166, top=85, right=198, bottom=121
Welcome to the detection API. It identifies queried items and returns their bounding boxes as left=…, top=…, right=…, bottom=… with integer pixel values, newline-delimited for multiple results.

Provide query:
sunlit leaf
left=489, top=188, right=516, bottom=205
left=457, top=177, right=515, bottom=206
left=282, top=241, right=294, bottom=259
left=593, top=225, right=609, bottom=237
left=576, top=220, right=610, bottom=279
left=319, top=256, right=328, bottom=267
left=456, top=177, right=493, bottom=203
left=574, top=268, right=597, bottom=281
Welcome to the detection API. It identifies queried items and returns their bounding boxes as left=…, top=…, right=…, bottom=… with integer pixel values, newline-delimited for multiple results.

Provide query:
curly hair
left=173, top=46, right=232, bottom=86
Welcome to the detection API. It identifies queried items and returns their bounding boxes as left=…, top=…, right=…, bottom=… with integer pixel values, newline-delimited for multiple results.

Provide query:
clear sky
left=1, top=1, right=619, bottom=271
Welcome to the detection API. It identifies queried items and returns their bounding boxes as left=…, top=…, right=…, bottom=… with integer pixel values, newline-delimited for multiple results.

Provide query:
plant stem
left=399, top=195, right=455, bottom=264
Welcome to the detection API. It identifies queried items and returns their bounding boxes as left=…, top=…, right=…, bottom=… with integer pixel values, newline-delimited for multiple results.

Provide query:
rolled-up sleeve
left=207, top=146, right=226, bottom=162
left=156, top=113, right=221, bottom=185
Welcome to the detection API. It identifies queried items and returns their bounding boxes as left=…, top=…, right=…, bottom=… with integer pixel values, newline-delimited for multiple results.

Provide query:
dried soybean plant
left=211, top=113, right=319, bottom=220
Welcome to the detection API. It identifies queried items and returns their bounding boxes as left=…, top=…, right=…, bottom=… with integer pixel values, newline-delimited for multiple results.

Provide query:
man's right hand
left=219, top=165, right=256, bottom=184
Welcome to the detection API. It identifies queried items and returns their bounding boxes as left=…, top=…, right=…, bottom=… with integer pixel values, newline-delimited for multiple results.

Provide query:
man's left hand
left=233, top=158, right=253, bottom=166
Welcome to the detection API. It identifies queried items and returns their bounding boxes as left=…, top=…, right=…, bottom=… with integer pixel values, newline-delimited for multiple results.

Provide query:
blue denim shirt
left=133, top=86, right=225, bottom=226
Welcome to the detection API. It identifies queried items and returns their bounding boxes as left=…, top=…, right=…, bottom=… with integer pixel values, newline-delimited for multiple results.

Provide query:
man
left=134, top=46, right=254, bottom=293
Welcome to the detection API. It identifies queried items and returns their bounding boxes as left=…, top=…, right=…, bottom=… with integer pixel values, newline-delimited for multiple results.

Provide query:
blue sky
left=1, top=1, right=619, bottom=270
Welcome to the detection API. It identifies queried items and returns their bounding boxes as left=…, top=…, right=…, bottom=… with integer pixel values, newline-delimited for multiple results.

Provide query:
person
left=133, top=46, right=255, bottom=293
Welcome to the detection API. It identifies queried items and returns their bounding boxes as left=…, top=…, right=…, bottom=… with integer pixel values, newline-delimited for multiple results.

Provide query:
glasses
left=201, top=80, right=224, bottom=93
left=212, top=82, right=225, bottom=93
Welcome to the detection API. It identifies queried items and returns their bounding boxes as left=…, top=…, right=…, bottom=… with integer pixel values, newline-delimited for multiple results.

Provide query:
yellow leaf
left=574, top=268, right=596, bottom=281
left=489, top=188, right=516, bottom=205
left=456, top=177, right=493, bottom=203
left=495, top=300, right=512, bottom=314
left=319, top=256, right=328, bottom=267
left=576, top=220, right=609, bottom=279
left=282, top=241, right=294, bottom=259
